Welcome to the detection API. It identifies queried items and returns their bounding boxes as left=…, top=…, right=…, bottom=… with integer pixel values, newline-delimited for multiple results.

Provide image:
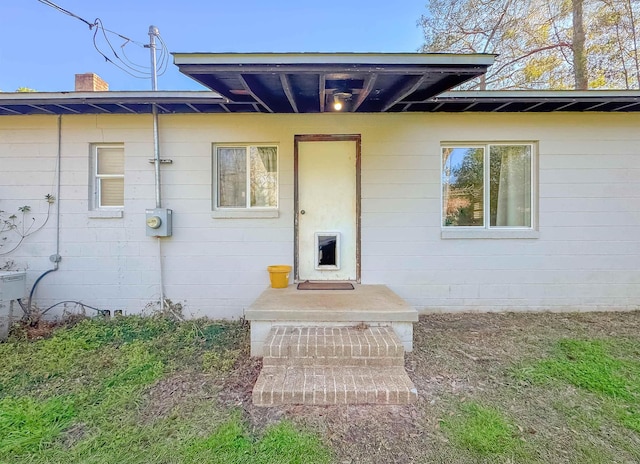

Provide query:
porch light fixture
left=332, top=91, right=351, bottom=111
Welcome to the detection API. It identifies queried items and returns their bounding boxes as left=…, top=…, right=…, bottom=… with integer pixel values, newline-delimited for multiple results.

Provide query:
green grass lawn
left=436, top=336, right=640, bottom=463
left=1, top=312, right=639, bottom=463
left=0, top=316, right=330, bottom=464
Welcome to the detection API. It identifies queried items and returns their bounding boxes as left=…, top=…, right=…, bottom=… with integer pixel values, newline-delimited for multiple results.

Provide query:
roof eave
left=172, top=52, right=497, bottom=67
left=436, top=89, right=640, bottom=99
left=0, top=90, right=227, bottom=104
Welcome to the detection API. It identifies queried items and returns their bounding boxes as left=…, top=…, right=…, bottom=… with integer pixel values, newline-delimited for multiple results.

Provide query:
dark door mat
left=297, top=281, right=355, bottom=290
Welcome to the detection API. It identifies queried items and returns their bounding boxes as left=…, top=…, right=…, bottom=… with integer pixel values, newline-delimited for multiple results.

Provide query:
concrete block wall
left=0, top=111, right=639, bottom=317
left=360, top=112, right=640, bottom=312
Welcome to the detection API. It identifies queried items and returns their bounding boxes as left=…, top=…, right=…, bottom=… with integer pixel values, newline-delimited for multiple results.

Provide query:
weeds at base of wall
left=4, top=300, right=99, bottom=341
left=142, top=298, right=185, bottom=321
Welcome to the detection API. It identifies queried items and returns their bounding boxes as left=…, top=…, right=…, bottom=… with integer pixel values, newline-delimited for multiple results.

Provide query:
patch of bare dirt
left=60, top=422, right=90, bottom=449
left=24, top=320, right=61, bottom=339
left=214, top=311, right=640, bottom=463
left=139, top=371, right=219, bottom=424
left=10, top=313, right=87, bottom=340
left=219, top=352, right=262, bottom=408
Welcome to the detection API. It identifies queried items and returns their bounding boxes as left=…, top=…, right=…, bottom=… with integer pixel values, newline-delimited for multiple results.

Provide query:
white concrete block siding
left=1, top=112, right=639, bottom=317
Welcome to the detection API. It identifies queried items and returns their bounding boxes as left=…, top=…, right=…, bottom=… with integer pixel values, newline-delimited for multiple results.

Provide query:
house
left=1, top=53, right=640, bottom=353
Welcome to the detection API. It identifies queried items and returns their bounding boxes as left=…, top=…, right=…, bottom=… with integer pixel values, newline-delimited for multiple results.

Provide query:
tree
left=573, top=0, right=588, bottom=89
left=419, top=0, right=640, bottom=89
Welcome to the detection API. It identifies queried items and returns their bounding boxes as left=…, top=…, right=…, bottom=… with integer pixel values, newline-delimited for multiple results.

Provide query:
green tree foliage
left=419, top=0, right=640, bottom=89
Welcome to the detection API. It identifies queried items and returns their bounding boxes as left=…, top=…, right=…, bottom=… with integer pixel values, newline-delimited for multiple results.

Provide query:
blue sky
left=0, top=1, right=427, bottom=92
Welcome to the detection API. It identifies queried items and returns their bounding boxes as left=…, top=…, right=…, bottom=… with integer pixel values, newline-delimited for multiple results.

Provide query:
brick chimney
left=75, top=73, right=109, bottom=92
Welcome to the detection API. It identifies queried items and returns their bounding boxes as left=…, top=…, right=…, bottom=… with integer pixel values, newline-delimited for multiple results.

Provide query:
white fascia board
left=0, top=90, right=225, bottom=104
left=172, top=52, right=497, bottom=67
left=436, top=90, right=640, bottom=99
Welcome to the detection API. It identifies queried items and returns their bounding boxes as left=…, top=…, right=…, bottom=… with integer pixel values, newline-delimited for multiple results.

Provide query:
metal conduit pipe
left=152, top=104, right=165, bottom=311
left=152, top=103, right=161, bottom=209
left=149, top=26, right=165, bottom=310
left=28, top=115, right=63, bottom=314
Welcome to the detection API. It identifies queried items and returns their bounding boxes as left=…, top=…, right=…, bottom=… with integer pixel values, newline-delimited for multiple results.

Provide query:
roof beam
left=0, top=105, right=21, bottom=115
left=461, top=101, right=478, bottom=111
left=87, top=103, right=110, bottom=113
left=405, top=74, right=480, bottom=102
left=188, top=73, right=251, bottom=102
left=380, top=75, right=426, bottom=112
left=613, top=101, right=640, bottom=111
left=155, top=104, right=170, bottom=113
left=319, top=74, right=326, bottom=112
left=55, top=104, right=81, bottom=114
left=351, top=74, right=377, bottom=112
left=28, top=105, right=55, bottom=114
left=583, top=101, right=609, bottom=111
left=491, top=102, right=512, bottom=112
left=521, top=101, right=546, bottom=112
left=115, top=103, right=137, bottom=114
left=186, top=103, right=201, bottom=113
left=553, top=101, right=578, bottom=111
left=279, top=74, right=299, bottom=113
left=239, top=74, right=275, bottom=113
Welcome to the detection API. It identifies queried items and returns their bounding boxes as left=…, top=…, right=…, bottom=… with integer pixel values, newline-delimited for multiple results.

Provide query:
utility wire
left=36, top=0, right=94, bottom=28
left=121, top=40, right=153, bottom=71
left=35, top=0, right=169, bottom=82
left=91, top=18, right=152, bottom=79
left=39, top=300, right=105, bottom=317
left=91, top=24, right=150, bottom=79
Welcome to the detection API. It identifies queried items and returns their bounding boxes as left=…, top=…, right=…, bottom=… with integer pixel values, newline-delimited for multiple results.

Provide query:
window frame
left=212, top=143, right=279, bottom=218
left=89, top=143, right=125, bottom=218
left=440, top=141, right=538, bottom=239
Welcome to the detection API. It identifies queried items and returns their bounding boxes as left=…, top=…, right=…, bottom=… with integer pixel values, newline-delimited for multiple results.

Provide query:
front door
left=295, top=135, right=360, bottom=282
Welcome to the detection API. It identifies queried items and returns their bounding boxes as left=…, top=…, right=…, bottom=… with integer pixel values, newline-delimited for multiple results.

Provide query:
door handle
left=300, top=210, right=306, bottom=215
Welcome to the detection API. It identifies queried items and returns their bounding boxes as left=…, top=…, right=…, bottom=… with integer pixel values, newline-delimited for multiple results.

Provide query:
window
left=92, top=144, right=124, bottom=209
left=214, top=145, right=278, bottom=210
left=442, top=143, right=534, bottom=231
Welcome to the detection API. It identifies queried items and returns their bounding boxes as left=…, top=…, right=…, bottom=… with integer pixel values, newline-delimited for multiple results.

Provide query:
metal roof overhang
left=0, top=91, right=238, bottom=116
left=172, top=52, right=496, bottom=113
left=413, top=90, right=640, bottom=113
left=0, top=90, right=639, bottom=116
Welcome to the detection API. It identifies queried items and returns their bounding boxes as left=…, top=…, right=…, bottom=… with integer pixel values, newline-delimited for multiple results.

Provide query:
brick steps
left=252, top=326, right=418, bottom=406
left=262, top=326, right=405, bottom=367
left=253, top=366, right=417, bottom=406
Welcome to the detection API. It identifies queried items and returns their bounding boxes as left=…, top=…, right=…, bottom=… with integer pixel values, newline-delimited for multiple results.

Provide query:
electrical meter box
left=0, top=271, right=26, bottom=301
left=145, top=208, right=172, bottom=237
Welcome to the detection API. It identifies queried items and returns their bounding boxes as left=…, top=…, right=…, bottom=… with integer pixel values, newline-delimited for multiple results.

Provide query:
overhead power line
left=35, top=0, right=168, bottom=82
left=36, top=0, right=94, bottom=28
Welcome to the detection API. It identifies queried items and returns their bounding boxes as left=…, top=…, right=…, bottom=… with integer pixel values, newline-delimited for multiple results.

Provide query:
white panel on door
left=298, top=140, right=357, bottom=281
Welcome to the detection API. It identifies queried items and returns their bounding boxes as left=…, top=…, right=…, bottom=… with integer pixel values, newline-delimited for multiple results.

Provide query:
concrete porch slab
left=245, top=285, right=418, bottom=356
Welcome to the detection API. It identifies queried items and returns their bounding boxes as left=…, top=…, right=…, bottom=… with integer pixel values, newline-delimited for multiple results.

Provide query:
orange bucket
left=267, top=265, right=291, bottom=288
